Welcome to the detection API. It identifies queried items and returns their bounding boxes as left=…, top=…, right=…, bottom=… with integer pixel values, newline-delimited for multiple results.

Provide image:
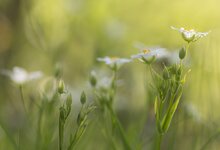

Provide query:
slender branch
left=200, top=130, right=220, bottom=150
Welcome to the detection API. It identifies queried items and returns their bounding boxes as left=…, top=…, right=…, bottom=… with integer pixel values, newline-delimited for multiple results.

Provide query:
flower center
left=110, top=57, right=119, bottom=61
left=143, top=49, right=151, bottom=54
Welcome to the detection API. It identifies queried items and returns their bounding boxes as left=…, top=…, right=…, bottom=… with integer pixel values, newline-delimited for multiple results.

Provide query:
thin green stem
left=200, top=130, right=220, bottom=150
left=185, top=42, right=191, bottom=59
left=0, top=120, right=18, bottom=149
left=35, top=103, right=44, bottom=150
left=59, top=117, right=65, bottom=150
left=67, top=121, right=87, bottom=150
left=19, top=85, right=27, bottom=114
left=156, top=134, right=163, bottom=150
left=107, top=105, right=132, bottom=150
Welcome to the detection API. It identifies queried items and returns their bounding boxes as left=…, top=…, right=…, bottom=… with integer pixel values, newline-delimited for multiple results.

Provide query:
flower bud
left=54, top=63, right=63, bottom=78
left=58, top=80, right=65, bottom=94
left=66, top=94, right=72, bottom=107
left=179, top=47, right=186, bottom=60
left=80, top=91, right=86, bottom=105
left=89, top=71, right=97, bottom=87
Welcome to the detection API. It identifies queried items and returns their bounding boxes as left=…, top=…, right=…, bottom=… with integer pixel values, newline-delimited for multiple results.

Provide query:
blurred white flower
left=1, top=66, right=43, bottom=85
left=97, top=57, right=131, bottom=69
left=131, top=47, right=168, bottom=63
left=171, top=26, right=210, bottom=42
left=184, top=102, right=202, bottom=122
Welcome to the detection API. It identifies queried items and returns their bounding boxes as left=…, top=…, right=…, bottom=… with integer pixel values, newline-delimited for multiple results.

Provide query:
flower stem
left=59, top=119, right=64, bottom=150
left=0, top=121, right=18, bottom=149
left=156, top=134, right=163, bottom=150
left=35, top=102, right=44, bottom=150
left=107, top=105, right=132, bottom=150
left=19, top=85, right=27, bottom=115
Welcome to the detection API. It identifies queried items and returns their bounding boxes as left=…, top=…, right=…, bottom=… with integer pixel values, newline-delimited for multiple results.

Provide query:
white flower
left=131, top=47, right=168, bottom=63
left=97, top=57, right=131, bottom=68
left=1, top=66, right=43, bottom=85
left=171, top=26, right=209, bottom=42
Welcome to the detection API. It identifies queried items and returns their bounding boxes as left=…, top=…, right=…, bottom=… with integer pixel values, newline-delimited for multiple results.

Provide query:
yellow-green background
left=0, top=0, right=220, bottom=149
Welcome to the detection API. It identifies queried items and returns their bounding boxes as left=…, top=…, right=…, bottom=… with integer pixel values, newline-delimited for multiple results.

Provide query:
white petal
left=28, top=71, right=43, bottom=81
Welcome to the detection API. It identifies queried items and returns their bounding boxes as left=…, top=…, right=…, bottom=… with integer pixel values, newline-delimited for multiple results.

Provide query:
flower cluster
left=96, top=26, right=209, bottom=150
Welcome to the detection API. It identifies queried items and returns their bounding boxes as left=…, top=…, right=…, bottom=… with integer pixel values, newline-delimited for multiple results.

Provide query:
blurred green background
left=0, top=0, right=220, bottom=149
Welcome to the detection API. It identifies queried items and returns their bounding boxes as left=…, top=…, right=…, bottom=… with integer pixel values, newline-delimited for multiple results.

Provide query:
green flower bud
left=66, top=94, right=72, bottom=107
left=54, top=63, right=63, bottom=78
left=179, top=47, right=186, bottom=60
left=80, top=91, right=86, bottom=105
left=58, top=80, right=65, bottom=94
left=89, top=71, right=97, bottom=87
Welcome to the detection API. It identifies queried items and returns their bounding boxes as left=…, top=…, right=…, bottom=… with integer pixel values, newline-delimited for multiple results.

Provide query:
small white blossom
left=171, top=26, right=209, bottom=42
left=131, top=47, right=168, bottom=63
left=97, top=57, right=131, bottom=69
left=1, top=66, right=43, bottom=85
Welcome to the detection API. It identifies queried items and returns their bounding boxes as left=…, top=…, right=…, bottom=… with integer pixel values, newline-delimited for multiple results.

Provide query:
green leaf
left=162, top=87, right=183, bottom=133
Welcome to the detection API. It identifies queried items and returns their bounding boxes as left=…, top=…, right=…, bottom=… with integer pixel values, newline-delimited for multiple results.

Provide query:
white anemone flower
left=1, top=66, right=43, bottom=85
left=97, top=57, right=131, bottom=69
left=131, top=47, right=168, bottom=63
left=171, top=26, right=209, bottom=42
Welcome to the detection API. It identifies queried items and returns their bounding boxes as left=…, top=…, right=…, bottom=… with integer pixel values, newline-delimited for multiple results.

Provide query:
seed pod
left=54, top=63, right=63, bottom=78
left=80, top=91, right=86, bottom=105
left=179, top=47, right=186, bottom=60
left=89, top=71, right=97, bottom=87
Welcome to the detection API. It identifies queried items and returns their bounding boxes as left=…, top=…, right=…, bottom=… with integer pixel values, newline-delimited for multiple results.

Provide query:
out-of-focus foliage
left=1, top=0, right=220, bottom=149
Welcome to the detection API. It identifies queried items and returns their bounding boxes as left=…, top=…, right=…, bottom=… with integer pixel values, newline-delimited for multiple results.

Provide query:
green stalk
left=35, top=103, right=44, bottom=150
left=0, top=121, right=18, bottom=149
left=59, top=111, right=65, bottom=150
left=200, top=130, right=220, bottom=150
left=156, top=134, right=163, bottom=150
left=19, top=85, right=27, bottom=114
left=107, top=105, right=132, bottom=150
left=67, top=125, right=86, bottom=150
